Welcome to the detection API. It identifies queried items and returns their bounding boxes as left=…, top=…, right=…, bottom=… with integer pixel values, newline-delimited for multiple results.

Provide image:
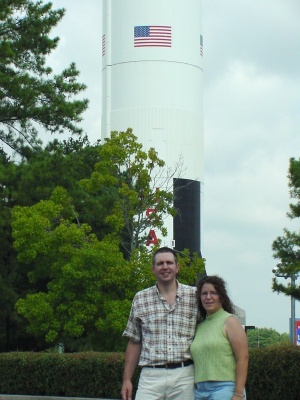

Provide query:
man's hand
left=121, top=340, right=142, bottom=399
left=121, top=379, right=133, bottom=400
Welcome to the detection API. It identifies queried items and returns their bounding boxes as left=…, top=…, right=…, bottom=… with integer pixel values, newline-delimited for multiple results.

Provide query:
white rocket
left=101, top=0, right=203, bottom=255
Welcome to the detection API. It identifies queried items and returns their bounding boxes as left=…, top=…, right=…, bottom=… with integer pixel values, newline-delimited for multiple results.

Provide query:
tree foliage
left=12, top=187, right=205, bottom=350
left=12, top=187, right=126, bottom=345
left=247, top=327, right=289, bottom=348
left=272, top=158, right=300, bottom=300
left=0, top=0, right=88, bottom=154
left=11, top=131, right=206, bottom=350
left=81, top=128, right=177, bottom=259
left=0, top=137, right=105, bottom=351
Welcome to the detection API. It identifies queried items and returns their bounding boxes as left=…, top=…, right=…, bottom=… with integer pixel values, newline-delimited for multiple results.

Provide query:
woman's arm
left=224, top=316, right=249, bottom=399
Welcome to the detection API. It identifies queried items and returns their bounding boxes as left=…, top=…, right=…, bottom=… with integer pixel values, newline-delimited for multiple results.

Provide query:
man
left=121, top=246, right=198, bottom=400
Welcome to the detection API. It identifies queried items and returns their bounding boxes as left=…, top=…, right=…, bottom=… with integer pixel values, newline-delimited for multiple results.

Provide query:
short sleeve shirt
left=122, top=283, right=198, bottom=366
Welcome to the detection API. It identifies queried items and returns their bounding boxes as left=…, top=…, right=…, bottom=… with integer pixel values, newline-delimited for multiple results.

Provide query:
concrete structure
left=234, top=305, right=246, bottom=326
left=102, top=0, right=204, bottom=254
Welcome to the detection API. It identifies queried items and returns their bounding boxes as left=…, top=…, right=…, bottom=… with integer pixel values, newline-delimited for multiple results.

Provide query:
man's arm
left=121, top=339, right=142, bottom=400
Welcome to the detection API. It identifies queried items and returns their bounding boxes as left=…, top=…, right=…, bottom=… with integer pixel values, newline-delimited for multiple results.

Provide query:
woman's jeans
left=195, top=381, right=246, bottom=400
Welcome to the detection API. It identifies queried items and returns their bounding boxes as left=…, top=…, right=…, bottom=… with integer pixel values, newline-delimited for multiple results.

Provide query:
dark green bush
left=0, top=345, right=299, bottom=400
left=247, top=344, right=300, bottom=400
left=0, top=352, right=139, bottom=399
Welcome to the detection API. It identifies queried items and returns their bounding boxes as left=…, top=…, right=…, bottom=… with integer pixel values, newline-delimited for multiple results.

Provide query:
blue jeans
left=195, top=381, right=246, bottom=400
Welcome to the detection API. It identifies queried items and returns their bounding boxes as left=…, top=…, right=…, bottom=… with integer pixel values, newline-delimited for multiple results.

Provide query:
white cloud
left=202, top=0, right=300, bottom=333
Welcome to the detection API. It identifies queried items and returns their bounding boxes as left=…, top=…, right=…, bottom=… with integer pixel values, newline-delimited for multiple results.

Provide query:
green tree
left=13, top=136, right=109, bottom=236
left=11, top=132, right=206, bottom=350
left=272, top=158, right=300, bottom=300
left=0, top=0, right=88, bottom=154
left=0, top=137, right=107, bottom=351
left=0, top=148, right=27, bottom=351
left=81, top=128, right=177, bottom=259
left=247, top=328, right=289, bottom=348
left=12, top=187, right=125, bottom=348
left=12, top=187, right=205, bottom=350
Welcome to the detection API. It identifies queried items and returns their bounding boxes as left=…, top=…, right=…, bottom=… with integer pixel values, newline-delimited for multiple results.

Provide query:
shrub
left=247, top=344, right=300, bottom=400
left=0, top=345, right=299, bottom=400
left=0, top=352, right=139, bottom=399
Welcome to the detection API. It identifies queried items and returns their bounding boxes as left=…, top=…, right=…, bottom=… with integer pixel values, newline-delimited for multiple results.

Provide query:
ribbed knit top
left=190, top=308, right=236, bottom=383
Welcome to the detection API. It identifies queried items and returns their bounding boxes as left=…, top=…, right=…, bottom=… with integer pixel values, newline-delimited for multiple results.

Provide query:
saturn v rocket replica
left=101, top=0, right=203, bottom=255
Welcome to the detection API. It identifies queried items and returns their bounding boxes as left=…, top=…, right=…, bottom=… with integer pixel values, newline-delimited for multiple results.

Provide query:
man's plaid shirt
left=123, top=283, right=198, bottom=366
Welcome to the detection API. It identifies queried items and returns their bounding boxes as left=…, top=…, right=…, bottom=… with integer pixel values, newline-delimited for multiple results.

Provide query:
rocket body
left=102, top=0, right=203, bottom=254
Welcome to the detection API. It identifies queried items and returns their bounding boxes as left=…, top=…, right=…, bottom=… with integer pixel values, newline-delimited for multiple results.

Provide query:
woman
left=190, top=276, right=249, bottom=400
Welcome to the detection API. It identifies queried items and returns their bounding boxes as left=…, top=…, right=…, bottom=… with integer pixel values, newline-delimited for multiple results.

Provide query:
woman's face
left=200, top=283, right=222, bottom=316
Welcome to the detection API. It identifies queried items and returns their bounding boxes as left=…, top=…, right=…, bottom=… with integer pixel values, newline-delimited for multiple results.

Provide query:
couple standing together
left=121, top=247, right=249, bottom=400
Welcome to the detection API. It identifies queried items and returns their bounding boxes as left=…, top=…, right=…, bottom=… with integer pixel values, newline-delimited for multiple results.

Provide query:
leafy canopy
left=247, top=327, right=289, bottom=348
left=0, top=137, right=108, bottom=351
left=12, top=187, right=205, bottom=347
left=11, top=131, right=206, bottom=349
left=0, top=0, right=88, bottom=155
left=12, top=187, right=125, bottom=343
left=81, top=128, right=177, bottom=258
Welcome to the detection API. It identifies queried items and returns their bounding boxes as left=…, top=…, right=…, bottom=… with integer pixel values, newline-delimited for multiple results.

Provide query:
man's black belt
left=144, top=359, right=193, bottom=369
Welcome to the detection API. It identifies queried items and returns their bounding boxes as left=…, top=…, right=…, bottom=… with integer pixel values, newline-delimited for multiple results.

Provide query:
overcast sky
left=48, top=0, right=300, bottom=335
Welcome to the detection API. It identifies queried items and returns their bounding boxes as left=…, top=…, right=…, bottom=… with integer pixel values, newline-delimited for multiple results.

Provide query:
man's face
left=152, top=251, right=179, bottom=284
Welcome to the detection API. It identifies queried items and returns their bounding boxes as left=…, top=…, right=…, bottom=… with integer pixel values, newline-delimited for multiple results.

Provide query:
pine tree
left=272, top=157, right=300, bottom=300
left=0, top=0, right=88, bottom=155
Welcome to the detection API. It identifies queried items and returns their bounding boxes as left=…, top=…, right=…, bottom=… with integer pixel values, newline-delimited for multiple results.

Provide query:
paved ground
left=0, top=396, right=117, bottom=400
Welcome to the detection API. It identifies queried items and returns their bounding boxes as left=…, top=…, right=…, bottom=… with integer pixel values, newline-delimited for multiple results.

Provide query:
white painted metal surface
left=102, top=0, right=203, bottom=249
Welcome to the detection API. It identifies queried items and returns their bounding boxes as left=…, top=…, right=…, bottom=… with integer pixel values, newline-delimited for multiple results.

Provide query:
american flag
left=200, top=34, right=203, bottom=57
left=134, top=26, right=172, bottom=47
left=102, top=34, right=106, bottom=57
